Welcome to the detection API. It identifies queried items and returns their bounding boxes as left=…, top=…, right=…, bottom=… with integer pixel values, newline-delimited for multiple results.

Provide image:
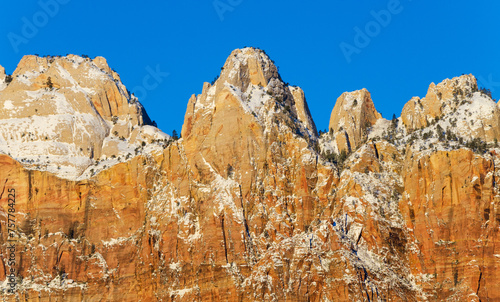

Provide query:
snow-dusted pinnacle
left=182, top=47, right=317, bottom=141
left=0, top=65, right=6, bottom=92
left=0, top=55, right=169, bottom=180
left=329, top=88, right=382, bottom=153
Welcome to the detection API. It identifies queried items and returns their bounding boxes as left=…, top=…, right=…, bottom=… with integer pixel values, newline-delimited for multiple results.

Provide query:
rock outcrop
left=0, top=65, right=6, bottom=92
left=0, top=55, right=166, bottom=180
left=182, top=48, right=319, bottom=195
left=329, top=88, right=382, bottom=153
left=290, top=86, right=317, bottom=135
left=400, top=148, right=500, bottom=300
left=1, top=49, right=500, bottom=301
left=401, top=74, right=500, bottom=143
left=401, top=74, right=478, bottom=130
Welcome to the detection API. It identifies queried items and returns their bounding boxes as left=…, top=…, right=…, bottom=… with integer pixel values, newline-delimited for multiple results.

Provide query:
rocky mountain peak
left=9, top=54, right=152, bottom=125
left=0, top=65, right=6, bottom=92
left=401, top=74, right=478, bottom=130
left=181, top=48, right=320, bottom=197
left=0, top=54, right=168, bottom=180
left=218, top=47, right=280, bottom=90
left=328, top=88, right=382, bottom=153
left=182, top=47, right=317, bottom=141
left=2, top=50, right=500, bottom=301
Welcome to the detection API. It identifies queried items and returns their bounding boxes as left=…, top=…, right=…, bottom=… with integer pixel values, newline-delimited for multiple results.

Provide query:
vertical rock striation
left=0, top=49, right=499, bottom=301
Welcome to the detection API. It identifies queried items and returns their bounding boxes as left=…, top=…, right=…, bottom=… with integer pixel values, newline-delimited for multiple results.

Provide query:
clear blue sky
left=1, top=0, right=499, bottom=134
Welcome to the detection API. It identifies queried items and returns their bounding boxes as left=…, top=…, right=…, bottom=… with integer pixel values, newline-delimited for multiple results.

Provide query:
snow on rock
left=1, top=49, right=499, bottom=301
left=289, top=86, right=318, bottom=136
left=183, top=48, right=317, bottom=144
left=0, top=55, right=169, bottom=180
left=329, top=88, right=382, bottom=153
left=0, top=65, right=6, bottom=92
left=445, top=92, right=500, bottom=142
left=401, top=74, right=478, bottom=131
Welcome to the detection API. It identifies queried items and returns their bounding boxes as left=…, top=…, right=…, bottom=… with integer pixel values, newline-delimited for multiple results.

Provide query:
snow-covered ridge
left=320, top=75, right=499, bottom=163
left=0, top=54, right=170, bottom=180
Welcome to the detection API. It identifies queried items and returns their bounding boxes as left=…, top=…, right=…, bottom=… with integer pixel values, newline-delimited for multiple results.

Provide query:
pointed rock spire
left=0, top=64, right=6, bottom=92
left=329, top=88, right=381, bottom=153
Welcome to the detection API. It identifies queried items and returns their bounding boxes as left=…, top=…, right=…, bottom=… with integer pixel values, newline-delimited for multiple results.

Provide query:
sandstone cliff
left=0, top=49, right=499, bottom=301
left=0, top=65, right=6, bottom=92
left=401, top=75, right=478, bottom=130
left=0, top=55, right=166, bottom=180
left=329, top=88, right=382, bottom=153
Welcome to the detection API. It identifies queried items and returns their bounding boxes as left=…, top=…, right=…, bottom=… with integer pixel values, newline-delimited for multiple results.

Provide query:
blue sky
left=0, top=0, right=499, bottom=135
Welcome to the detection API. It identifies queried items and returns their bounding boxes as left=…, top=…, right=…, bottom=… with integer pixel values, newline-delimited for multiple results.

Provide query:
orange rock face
left=400, top=149, right=500, bottom=301
left=329, top=89, right=382, bottom=153
left=1, top=49, right=500, bottom=301
left=401, top=74, right=478, bottom=131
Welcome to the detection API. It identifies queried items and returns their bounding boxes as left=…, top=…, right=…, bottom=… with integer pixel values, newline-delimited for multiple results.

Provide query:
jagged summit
left=396, top=74, right=500, bottom=145
left=6, top=54, right=154, bottom=125
left=181, top=47, right=321, bottom=196
left=1, top=52, right=498, bottom=183
left=0, top=65, right=6, bottom=92
left=187, top=47, right=310, bottom=129
left=401, top=74, right=478, bottom=130
left=323, top=74, right=499, bottom=157
left=328, top=88, right=382, bottom=153
left=2, top=50, right=500, bottom=301
left=0, top=54, right=168, bottom=180
left=219, top=47, right=281, bottom=90
left=182, top=47, right=318, bottom=141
